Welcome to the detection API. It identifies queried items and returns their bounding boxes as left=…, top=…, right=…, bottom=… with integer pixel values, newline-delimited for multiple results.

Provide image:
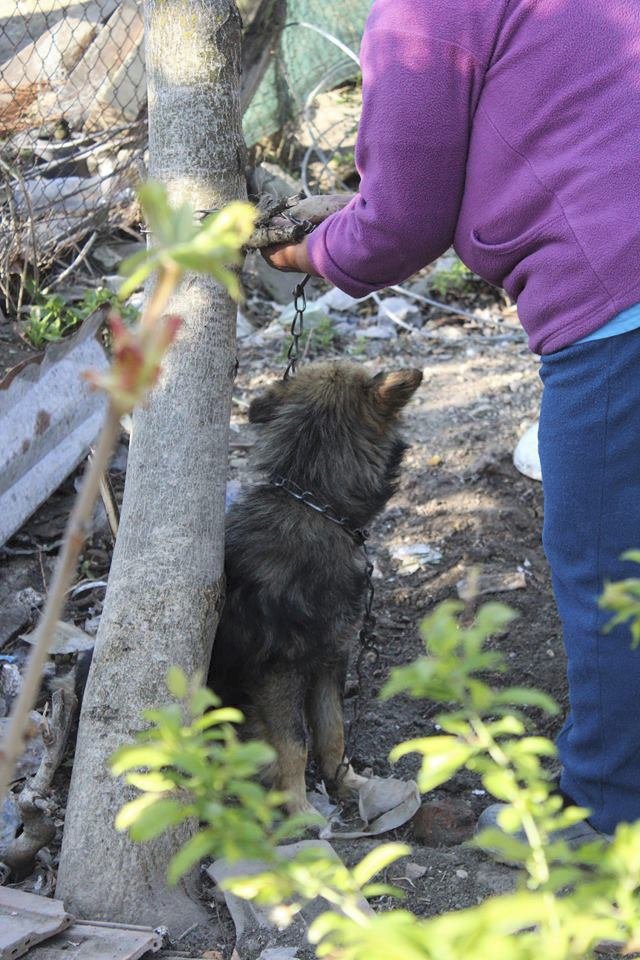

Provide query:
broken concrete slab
left=0, top=311, right=109, bottom=548
left=0, top=886, right=73, bottom=960
left=25, top=920, right=162, bottom=960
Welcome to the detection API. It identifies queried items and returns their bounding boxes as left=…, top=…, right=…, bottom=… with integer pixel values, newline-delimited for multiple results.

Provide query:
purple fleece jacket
left=306, top=0, right=640, bottom=354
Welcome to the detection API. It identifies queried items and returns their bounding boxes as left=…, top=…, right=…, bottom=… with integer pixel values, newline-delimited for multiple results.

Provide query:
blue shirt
left=576, top=303, right=640, bottom=344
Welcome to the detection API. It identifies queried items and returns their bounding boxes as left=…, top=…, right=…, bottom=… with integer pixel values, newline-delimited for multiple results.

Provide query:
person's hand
left=261, top=234, right=316, bottom=275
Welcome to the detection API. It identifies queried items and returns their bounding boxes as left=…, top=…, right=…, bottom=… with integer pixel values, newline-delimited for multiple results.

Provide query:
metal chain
left=271, top=475, right=379, bottom=784
left=271, top=475, right=368, bottom=544
left=283, top=273, right=311, bottom=380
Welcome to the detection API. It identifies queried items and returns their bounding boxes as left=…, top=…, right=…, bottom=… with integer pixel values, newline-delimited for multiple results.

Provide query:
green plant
left=600, top=550, right=640, bottom=647
left=113, top=597, right=640, bottom=960
left=0, top=181, right=255, bottom=801
left=428, top=257, right=477, bottom=299
left=24, top=287, right=139, bottom=349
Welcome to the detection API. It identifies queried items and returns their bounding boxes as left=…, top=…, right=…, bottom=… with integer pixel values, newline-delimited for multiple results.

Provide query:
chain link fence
left=0, top=0, right=368, bottom=313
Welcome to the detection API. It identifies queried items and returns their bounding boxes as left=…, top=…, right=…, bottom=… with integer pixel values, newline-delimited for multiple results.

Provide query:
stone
left=375, top=295, right=419, bottom=324
left=411, top=797, right=476, bottom=846
left=356, top=323, right=395, bottom=340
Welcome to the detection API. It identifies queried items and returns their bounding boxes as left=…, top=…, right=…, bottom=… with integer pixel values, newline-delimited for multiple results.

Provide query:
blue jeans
left=539, top=327, right=640, bottom=833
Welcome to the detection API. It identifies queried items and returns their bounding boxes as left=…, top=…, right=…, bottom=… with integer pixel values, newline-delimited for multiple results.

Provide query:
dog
left=209, top=361, right=422, bottom=814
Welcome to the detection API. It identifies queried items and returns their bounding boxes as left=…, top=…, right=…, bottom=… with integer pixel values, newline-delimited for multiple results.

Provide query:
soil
left=0, top=266, right=567, bottom=952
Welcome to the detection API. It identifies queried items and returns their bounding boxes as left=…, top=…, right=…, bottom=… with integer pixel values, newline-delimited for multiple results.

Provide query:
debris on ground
left=321, top=776, right=420, bottom=840
left=456, top=570, right=528, bottom=601
left=513, top=421, right=542, bottom=481
left=390, top=543, right=443, bottom=576
left=0, top=886, right=73, bottom=959
left=20, top=621, right=94, bottom=656
left=208, top=840, right=373, bottom=960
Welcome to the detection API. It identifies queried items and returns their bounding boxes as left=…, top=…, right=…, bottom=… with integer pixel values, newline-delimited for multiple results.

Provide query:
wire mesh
left=0, top=0, right=368, bottom=309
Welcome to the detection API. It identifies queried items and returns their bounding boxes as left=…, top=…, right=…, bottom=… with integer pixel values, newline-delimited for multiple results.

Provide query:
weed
left=24, top=287, right=139, bottom=349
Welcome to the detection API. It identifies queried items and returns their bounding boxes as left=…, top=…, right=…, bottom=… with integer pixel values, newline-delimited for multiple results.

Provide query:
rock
left=236, top=310, right=256, bottom=340
left=475, top=861, right=519, bottom=895
left=244, top=250, right=311, bottom=305
left=0, top=573, right=43, bottom=648
left=357, top=324, right=395, bottom=340
left=21, top=620, right=95, bottom=655
left=277, top=302, right=332, bottom=331
left=314, top=288, right=366, bottom=312
left=0, top=662, right=22, bottom=716
left=404, top=861, right=427, bottom=880
left=375, top=295, right=419, bottom=324
left=0, top=711, right=46, bottom=780
left=411, top=797, right=476, bottom=846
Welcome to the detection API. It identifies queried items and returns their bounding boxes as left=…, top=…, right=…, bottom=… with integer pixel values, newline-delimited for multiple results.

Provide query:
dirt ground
left=0, top=262, right=567, bottom=951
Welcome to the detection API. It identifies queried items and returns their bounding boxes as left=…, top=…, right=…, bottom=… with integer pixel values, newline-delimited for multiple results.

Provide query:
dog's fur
left=209, top=361, right=422, bottom=813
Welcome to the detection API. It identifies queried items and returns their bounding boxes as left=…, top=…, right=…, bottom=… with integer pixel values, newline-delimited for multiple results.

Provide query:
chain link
left=271, top=474, right=378, bottom=784
left=283, top=273, right=311, bottom=380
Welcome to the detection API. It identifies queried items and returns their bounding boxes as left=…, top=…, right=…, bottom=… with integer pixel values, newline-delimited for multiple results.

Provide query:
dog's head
left=248, top=362, right=423, bottom=523
left=249, top=364, right=422, bottom=427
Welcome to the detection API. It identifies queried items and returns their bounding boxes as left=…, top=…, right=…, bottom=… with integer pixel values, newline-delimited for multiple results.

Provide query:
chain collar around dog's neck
left=271, top=475, right=369, bottom=546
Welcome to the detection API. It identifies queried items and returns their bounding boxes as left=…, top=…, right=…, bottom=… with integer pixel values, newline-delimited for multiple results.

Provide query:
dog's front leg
left=253, top=665, right=313, bottom=816
left=308, top=656, right=368, bottom=797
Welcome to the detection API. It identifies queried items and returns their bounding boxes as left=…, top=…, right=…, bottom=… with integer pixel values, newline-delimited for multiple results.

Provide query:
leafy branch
left=0, top=183, right=255, bottom=802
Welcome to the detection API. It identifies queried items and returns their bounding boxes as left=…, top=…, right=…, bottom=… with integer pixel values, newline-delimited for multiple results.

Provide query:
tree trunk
left=56, top=0, right=244, bottom=933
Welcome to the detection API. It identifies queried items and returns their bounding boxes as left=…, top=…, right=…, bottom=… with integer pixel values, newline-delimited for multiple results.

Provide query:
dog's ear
left=370, top=369, right=423, bottom=414
left=248, top=384, right=286, bottom=423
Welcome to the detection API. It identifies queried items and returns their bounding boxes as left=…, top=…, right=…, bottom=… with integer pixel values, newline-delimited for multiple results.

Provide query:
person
left=262, top=0, right=640, bottom=838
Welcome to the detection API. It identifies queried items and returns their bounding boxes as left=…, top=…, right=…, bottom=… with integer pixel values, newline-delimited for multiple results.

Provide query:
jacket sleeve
left=306, top=0, right=489, bottom=297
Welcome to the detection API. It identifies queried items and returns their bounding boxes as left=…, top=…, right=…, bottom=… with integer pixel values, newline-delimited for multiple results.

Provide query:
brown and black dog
left=209, top=361, right=422, bottom=814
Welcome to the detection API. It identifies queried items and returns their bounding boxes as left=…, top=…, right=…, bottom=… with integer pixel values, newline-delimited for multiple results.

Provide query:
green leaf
left=128, top=798, right=189, bottom=842
left=166, top=666, right=188, bottom=699
left=391, top=737, right=474, bottom=792
left=190, top=686, right=220, bottom=714
left=110, top=744, right=172, bottom=775
left=167, top=830, right=214, bottom=884
left=352, top=844, right=410, bottom=887
left=492, top=687, right=559, bottom=715
left=115, top=793, right=161, bottom=831
left=125, top=771, right=176, bottom=792
left=192, top=707, right=244, bottom=730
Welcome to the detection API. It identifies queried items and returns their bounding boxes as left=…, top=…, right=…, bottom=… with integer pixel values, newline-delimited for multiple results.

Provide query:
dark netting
left=0, top=0, right=367, bottom=303
left=0, top=0, right=146, bottom=295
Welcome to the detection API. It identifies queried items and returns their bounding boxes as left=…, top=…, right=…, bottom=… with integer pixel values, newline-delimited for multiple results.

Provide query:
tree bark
left=56, top=0, right=244, bottom=933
